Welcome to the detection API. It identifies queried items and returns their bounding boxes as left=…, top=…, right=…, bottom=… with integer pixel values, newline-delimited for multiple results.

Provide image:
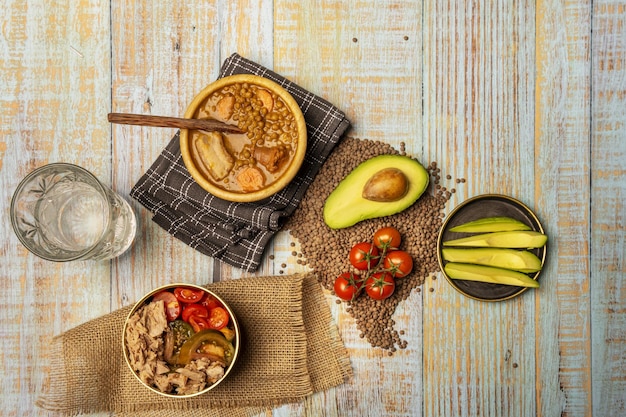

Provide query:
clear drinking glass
left=10, top=163, right=137, bottom=261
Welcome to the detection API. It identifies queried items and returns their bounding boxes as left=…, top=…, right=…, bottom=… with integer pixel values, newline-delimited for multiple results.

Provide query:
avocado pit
left=362, top=168, right=409, bottom=202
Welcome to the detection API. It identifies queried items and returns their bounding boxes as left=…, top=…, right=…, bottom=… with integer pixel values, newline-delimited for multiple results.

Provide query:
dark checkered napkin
left=130, top=53, right=350, bottom=271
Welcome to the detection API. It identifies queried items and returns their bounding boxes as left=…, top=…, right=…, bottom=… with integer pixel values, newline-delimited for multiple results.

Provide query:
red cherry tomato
left=188, top=315, right=210, bottom=333
left=365, top=272, right=395, bottom=300
left=334, top=272, right=362, bottom=301
left=173, top=287, right=205, bottom=303
left=200, top=292, right=223, bottom=310
left=181, top=304, right=209, bottom=322
left=384, top=250, right=414, bottom=278
left=349, top=242, right=380, bottom=270
left=152, top=290, right=181, bottom=321
left=373, top=227, right=402, bottom=250
left=208, top=306, right=230, bottom=330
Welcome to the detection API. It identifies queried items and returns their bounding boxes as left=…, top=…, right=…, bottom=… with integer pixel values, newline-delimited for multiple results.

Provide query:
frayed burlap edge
left=301, top=274, right=353, bottom=391
left=36, top=273, right=352, bottom=416
left=35, top=334, right=68, bottom=413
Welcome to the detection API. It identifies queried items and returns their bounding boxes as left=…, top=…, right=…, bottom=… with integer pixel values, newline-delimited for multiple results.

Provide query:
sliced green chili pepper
left=178, top=329, right=235, bottom=366
left=164, top=320, right=194, bottom=365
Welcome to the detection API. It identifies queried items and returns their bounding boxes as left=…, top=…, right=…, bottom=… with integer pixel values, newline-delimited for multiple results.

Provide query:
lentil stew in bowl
left=180, top=74, right=307, bottom=202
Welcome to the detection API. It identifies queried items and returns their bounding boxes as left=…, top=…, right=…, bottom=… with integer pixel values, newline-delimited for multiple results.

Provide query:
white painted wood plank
left=0, top=1, right=113, bottom=416
left=590, top=2, right=626, bottom=416
left=535, top=0, right=593, bottom=416
left=422, top=2, right=538, bottom=415
left=274, top=1, right=424, bottom=416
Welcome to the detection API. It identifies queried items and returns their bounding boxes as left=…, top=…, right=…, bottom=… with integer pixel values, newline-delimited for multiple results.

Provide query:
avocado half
left=323, top=154, right=429, bottom=229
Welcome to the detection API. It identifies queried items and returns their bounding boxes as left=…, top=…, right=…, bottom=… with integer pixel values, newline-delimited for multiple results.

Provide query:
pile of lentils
left=285, top=136, right=465, bottom=354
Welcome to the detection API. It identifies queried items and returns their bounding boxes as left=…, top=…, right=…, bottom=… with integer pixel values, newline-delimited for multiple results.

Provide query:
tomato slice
left=200, top=293, right=223, bottom=310
left=181, top=304, right=209, bottom=322
left=173, top=287, right=205, bottom=303
left=188, top=315, right=210, bottom=333
left=208, top=307, right=230, bottom=330
left=152, top=291, right=181, bottom=321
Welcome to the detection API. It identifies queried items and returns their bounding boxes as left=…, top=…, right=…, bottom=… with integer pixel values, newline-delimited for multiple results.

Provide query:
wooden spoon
left=108, top=113, right=243, bottom=134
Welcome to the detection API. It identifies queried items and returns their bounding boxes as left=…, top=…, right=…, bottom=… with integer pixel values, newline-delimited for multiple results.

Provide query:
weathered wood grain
left=590, top=2, right=626, bottom=416
left=535, top=1, right=593, bottom=416
left=0, top=1, right=113, bottom=415
left=110, top=0, right=222, bottom=313
left=422, top=2, right=537, bottom=416
left=274, top=1, right=425, bottom=416
left=1, top=1, right=625, bottom=416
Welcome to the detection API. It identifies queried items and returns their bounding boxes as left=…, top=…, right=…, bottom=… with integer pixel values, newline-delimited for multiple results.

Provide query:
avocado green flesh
left=449, top=216, right=531, bottom=233
left=323, top=155, right=429, bottom=229
left=444, top=262, right=539, bottom=288
left=441, top=248, right=542, bottom=273
left=442, top=231, right=547, bottom=248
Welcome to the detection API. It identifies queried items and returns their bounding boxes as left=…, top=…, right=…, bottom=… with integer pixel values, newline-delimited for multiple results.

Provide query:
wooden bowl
left=180, top=74, right=307, bottom=202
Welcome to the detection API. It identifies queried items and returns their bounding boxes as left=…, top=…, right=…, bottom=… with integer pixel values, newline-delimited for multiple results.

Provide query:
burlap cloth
left=36, top=273, right=352, bottom=416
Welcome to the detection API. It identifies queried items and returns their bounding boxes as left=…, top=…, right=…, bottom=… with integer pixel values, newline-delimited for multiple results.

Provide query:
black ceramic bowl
left=437, top=194, right=546, bottom=302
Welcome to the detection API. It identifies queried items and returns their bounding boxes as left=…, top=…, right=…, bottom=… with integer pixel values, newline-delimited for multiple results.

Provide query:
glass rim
left=10, top=162, right=113, bottom=262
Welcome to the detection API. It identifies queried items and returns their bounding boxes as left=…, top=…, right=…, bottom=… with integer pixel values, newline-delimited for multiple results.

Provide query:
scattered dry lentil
left=286, top=137, right=461, bottom=353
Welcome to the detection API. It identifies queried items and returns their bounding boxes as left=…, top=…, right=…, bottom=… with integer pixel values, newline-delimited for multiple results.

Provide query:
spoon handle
left=107, top=113, right=243, bottom=134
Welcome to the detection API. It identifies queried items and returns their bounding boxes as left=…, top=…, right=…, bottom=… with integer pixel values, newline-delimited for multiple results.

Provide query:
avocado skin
left=442, top=231, right=547, bottom=248
left=449, top=216, right=531, bottom=233
left=323, top=155, right=429, bottom=229
left=444, top=262, right=540, bottom=288
left=441, top=248, right=542, bottom=273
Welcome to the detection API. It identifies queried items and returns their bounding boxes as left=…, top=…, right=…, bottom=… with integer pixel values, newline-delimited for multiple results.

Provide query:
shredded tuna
left=125, top=300, right=228, bottom=395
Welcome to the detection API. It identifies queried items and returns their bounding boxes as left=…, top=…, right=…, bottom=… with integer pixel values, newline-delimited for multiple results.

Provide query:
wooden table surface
left=2, top=1, right=625, bottom=416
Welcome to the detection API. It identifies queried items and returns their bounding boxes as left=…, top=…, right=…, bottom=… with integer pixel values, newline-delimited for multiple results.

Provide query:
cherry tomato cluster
left=334, top=227, right=414, bottom=302
left=152, top=287, right=230, bottom=333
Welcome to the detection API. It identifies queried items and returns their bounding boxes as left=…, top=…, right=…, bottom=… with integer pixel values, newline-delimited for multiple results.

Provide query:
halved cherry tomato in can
left=188, top=315, right=210, bottom=333
left=208, top=307, right=230, bottom=330
left=181, top=304, right=209, bottom=322
left=173, top=287, right=205, bottom=303
left=152, top=291, right=181, bottom=321
left=200, top=292, right=223, bottom=310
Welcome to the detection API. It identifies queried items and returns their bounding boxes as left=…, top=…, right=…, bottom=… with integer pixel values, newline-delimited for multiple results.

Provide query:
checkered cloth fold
left=130, top=54, right=350, bottom=271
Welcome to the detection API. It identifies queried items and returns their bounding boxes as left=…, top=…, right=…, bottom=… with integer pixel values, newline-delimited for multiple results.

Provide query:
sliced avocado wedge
left=444, top=262, right=540, bottom=288
left=323, top=155, right=429, bottom=229
left=442, top=231, right=547, bottom=248
left=441, top=248, right=542, bottom=273
left=449, top=216, right=531, bottom=233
